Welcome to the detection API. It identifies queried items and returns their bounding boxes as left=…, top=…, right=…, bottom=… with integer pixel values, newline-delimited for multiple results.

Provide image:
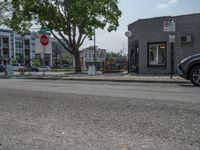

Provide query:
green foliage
left=3, top=0, right=121, bottom=72
left=49, top=69, right=75, bottom=72
left=32, top=60, right=41, bottom=67
left=106, top=52, right=127, bottom=64
left=0, top=1, right=11, bottom=25
left=63, top=50, right=74, bottom=65
left=12, top=59, right=18, bottom=64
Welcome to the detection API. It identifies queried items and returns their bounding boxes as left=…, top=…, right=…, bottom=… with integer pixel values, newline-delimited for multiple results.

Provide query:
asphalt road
left=0, top=79, right=200, bottom=150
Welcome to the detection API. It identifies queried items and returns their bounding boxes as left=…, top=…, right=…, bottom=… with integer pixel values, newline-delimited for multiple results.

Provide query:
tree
left=3, top=0, right=121, bottom=72
left=0, top=1, right=12, bottom=25
left=106, top=51, right=127, bottom=64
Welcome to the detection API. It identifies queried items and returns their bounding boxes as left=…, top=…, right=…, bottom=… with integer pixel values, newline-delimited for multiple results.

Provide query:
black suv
left=177, top=54, right=200, bottom=86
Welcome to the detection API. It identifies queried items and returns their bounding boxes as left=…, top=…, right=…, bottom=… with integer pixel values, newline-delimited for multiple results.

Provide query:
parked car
left=31, top=66, right=39, bottom=72
left=0, top=64, right=5, bottom=72
left=177, top=54, right=200, bottom=86
left=39, top=66, right=50, bottom=72
left=12, top=64, right=27, bottom=71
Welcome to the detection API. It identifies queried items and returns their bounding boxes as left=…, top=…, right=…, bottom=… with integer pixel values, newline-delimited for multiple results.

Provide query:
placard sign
left=6, top=65, right=14, bottom=76
left=88, top=66, right=96, bottom=76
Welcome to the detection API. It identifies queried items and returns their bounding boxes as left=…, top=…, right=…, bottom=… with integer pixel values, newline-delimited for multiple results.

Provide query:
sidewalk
left=0, top=71, right=189, bottom=84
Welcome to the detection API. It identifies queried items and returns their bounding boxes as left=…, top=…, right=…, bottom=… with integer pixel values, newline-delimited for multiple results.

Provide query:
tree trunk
left=74, top=51, right=81, bottom=73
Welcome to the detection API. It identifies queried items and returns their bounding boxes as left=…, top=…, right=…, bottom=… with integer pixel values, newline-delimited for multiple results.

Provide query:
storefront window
left=148, top=42, right=166, bottom=66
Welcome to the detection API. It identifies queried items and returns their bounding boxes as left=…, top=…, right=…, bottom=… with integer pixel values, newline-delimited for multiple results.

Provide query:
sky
left=1, top=0, right=200, bottom=53
left=81, top=0, right=200, bottom=53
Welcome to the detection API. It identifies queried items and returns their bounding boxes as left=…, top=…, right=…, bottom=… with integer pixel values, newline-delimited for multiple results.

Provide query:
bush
left=12, top=59, right=18, bottom=64
left=32, top=60, right=41, bottom=67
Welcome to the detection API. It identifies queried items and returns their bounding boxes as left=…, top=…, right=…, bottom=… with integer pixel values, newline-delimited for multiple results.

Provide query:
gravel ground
left=0, top=88, right=200, bottom=150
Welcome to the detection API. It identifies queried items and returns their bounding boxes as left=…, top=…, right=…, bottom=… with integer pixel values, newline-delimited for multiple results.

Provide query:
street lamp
left=89, top=30, right=96, bottom=75
left=93, top=30, right=96, bottom=67
left=89, top=30, right=96, bottom=66
left=125, top=31, right=132, bottom=38
left=125, top=31, right=132, bottom=73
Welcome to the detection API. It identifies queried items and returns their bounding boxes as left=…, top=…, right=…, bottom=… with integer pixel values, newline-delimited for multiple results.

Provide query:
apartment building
left=0, top=28, right=35, bottom=66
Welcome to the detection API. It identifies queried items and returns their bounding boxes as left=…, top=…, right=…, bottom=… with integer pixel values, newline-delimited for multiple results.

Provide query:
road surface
left=0, top=79, right=200, bottom=150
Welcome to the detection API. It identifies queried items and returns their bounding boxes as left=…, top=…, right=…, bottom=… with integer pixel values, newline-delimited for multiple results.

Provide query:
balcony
left=2, top=43, right=9, bottom=48
left=25, top=45, right=30, bottom=49
left=25, top=55, right=30, bottom=60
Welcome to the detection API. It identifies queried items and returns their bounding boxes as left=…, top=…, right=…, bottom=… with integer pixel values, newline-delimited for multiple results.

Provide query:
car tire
left=189, top=66, right=200, bottom=86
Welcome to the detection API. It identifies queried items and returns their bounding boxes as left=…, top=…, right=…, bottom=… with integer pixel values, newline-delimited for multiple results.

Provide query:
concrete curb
left=2, top=76, right=189, bottom=84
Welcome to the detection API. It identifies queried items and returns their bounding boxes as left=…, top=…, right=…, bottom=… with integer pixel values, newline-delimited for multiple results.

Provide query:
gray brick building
left=127, top=13, right=200, bottom=74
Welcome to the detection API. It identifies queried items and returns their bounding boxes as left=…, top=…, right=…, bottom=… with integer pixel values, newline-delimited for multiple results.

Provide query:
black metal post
left=93, top=30, right=96, bottom=66
left=170, top=42, right=174, bottom=79
left=93, top=30, right=96, bottom=75
left=43, top=46, right=45, bottom=76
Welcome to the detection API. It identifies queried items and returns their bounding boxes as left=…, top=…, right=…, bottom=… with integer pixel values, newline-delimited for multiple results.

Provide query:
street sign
left=169, top=19, right=176, bottom=33
left=163, top=19, right=176, bottom=33
left=37, top=26, right=51, bottom=36
left=40, top=34, right=49, bottom=46
left=169, top=34, right=175, bottom=43
left=163, top=21, right=170, bottom=32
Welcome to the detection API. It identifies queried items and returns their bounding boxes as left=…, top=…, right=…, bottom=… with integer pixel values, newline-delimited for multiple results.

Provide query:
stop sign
left=40, top=34, right=49, bottom=46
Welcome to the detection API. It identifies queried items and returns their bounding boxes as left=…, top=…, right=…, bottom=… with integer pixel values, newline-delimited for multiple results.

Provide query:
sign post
left=164, top=19, right=176, bottom=79
left=40, top=34, right=49, bottom=76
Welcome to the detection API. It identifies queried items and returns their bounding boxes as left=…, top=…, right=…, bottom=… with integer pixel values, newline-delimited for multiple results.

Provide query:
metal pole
left=43, top=46, right=45, bottom=76
left=93, top=30, right=96, bottom=75
left=93, top=30, right=96, bottom=66
left=170, top=42, right=174, bottom=79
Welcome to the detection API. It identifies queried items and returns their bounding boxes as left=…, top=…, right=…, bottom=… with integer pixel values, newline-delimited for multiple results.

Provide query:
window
left=15, top=39, right=23, bottom=48
left=148, top=42, right=166, bottom=66
left=89, top=54, right=91, bottom=58
left=3, top=38, right=8, bottom=44
left=85, top=53, right=87, bottom=58
left=25, top=40, right=30, bottom=48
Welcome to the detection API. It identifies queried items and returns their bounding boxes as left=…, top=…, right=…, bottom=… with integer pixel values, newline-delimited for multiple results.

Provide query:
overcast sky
left=82, top=0, right=200, bottom=53
left=1, top=0, right=200, bottom=53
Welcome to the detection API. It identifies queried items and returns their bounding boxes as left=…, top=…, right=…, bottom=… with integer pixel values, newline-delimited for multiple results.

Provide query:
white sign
left=163, top=21, right=170, bottom=32
left=169, top=19, right=176, bottom=33
left=164, top=19, right=176, bottom=33
left=169, top=35, right=175, bottom=43
left=88, top=66, right=96, bottom=76
left=6, top=65, right=14, bottom=76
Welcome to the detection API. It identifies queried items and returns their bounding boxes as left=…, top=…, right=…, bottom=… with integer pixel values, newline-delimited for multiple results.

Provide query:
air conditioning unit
left=181, top=36, right=192, bottom=43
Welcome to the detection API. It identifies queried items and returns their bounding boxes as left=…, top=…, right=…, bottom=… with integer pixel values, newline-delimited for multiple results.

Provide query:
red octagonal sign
left=40, top=34, right=49, bottom=46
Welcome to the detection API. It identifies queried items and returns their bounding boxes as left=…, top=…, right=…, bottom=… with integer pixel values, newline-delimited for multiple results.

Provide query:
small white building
left=80, top=47, right=106, bottom=69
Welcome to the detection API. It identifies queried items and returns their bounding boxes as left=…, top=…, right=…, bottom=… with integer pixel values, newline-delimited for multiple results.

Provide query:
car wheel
left=189, top=66, right=200, bottom=86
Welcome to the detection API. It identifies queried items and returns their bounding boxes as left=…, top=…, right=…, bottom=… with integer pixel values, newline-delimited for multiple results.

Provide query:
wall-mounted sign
left=169, top=35, right=175, bottom=43
left=164, top=19, right=176, bottom=33
left=163, top=21, right=170, bottom=32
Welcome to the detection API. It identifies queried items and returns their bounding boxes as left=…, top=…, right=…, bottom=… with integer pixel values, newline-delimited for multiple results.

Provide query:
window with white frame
left=148, top=42, right=166, bottom=66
